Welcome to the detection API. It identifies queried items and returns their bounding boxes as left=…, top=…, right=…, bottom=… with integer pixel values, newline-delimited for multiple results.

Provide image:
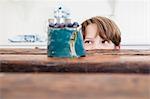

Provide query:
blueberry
left=66, top=23, right=73, bottom=27
left=54, top=23, right=60, bottom=28
left=60, top=23, right=65, bottom=28
left=49, top=23, right=55, bottom=27
left=72, top=22, right=79, bottom=28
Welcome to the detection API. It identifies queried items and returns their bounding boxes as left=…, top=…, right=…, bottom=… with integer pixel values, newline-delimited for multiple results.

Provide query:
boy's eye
left=84, top=40, right=93, bottom=44
left=101, top=40, right=105, bottom=44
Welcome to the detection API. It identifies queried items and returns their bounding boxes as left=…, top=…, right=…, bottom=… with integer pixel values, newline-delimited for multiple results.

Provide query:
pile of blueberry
left=49, top=22, right=79, bottom=28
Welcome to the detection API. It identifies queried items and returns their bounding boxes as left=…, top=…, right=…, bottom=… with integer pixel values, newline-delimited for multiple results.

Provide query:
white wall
left=0, top=0, right=57, bottom=45
left=115, top=0, right=150, bottom=45
left=0, top=0, right=149, bottom=47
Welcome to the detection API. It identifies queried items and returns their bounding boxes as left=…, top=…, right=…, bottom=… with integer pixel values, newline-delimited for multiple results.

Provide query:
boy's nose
left=84, top=43, right=93, bottom=50
left=84, top=43, right=98, bottom=50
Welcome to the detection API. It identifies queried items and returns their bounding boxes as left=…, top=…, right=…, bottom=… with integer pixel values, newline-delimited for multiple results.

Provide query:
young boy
left=81, top=16, right=121, bottom=50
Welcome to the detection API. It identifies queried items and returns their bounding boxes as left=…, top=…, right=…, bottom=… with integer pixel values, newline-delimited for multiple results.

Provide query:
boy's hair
left=81, top=16, right=121, bottom=46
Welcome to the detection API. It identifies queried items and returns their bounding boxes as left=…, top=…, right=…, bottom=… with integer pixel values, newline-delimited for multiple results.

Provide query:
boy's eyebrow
left=84, top=38, right=95, bottom=41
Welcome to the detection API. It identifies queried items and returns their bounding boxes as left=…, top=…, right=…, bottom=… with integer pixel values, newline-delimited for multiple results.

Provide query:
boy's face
left=84, top=23, right=115, bottom=50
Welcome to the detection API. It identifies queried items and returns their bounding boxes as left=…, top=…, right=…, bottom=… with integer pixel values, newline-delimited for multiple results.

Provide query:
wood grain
left=0, top=48, right=150, bottom=73
left=0, top=48, right=150, bottom=55
left=0, top=73, right=150, bottom=99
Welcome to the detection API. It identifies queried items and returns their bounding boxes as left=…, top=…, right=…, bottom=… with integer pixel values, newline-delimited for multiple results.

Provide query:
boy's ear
left=114, top=45, right=120, bottom=50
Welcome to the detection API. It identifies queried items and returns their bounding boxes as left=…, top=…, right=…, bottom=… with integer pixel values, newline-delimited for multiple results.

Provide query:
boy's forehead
left=85, top=23, right=98, bottom=38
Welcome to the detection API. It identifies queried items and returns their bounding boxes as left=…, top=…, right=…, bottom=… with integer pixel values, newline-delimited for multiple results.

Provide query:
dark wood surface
left=0, top=48, right=150, bottom=99
left=0, top=73, right=150, bottom=99
left=0, top=48, right=150, bottom=73
left=0, top=48, right=150, bottom=55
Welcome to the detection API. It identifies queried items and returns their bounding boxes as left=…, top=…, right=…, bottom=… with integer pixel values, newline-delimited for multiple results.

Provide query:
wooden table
left=0, top=48, right=150, bottom=99
left=0, top=73, right=150, bottom=99
left=0, top=48, right=150, bottom=73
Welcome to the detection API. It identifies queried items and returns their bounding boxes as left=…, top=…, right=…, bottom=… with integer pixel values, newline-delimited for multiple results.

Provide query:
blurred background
left=0, top=0, right=149, bottom=49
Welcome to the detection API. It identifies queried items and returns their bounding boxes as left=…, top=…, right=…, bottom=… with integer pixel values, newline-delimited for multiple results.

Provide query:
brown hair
left=81, top=16, right=121, bottom=46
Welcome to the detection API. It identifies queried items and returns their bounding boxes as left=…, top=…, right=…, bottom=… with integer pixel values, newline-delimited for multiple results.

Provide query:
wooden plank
left=0, top=48, right=150, bottom=73
left=0, top=48, right=150, bottom=55
left=0, top=48, right=46, bottom=55
left=0, top=73, right=149, bottom=99
left=0, top=54, right=150, bottom=73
